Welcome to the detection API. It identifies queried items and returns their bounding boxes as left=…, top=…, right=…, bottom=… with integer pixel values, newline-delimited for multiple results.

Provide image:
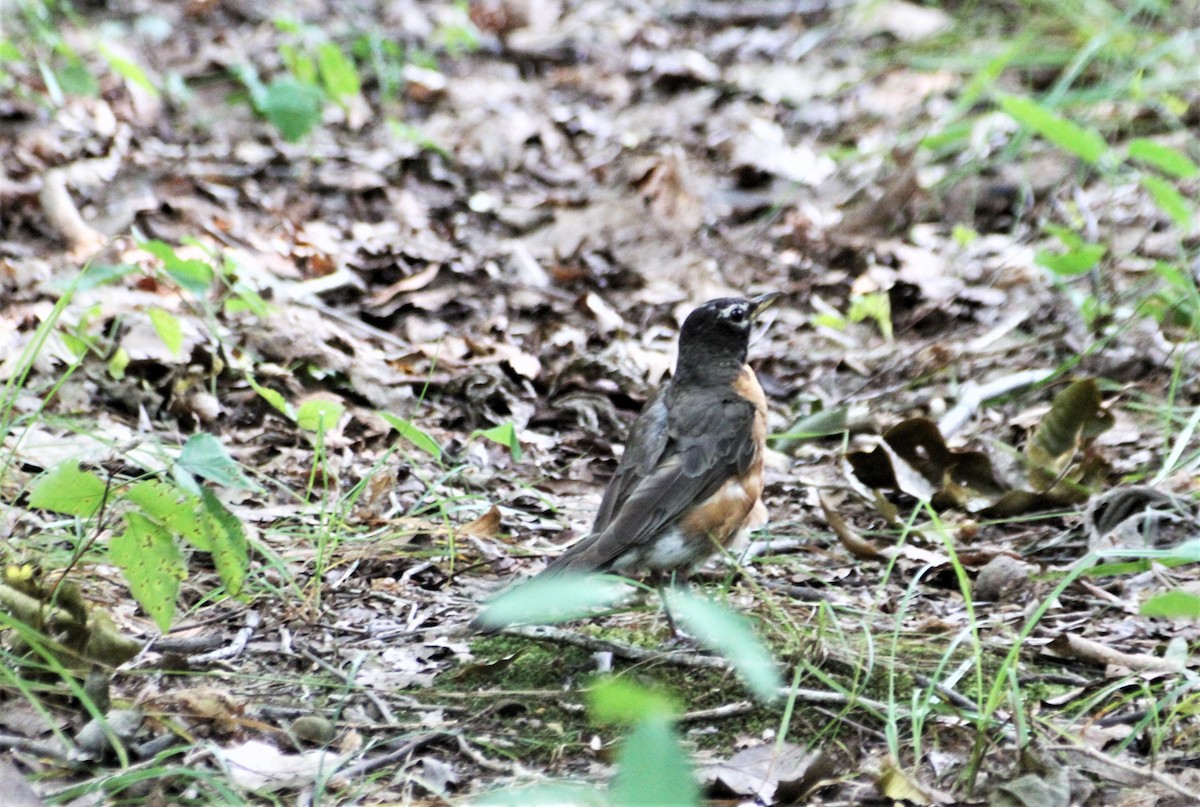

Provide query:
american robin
left=538, top=293, right=777, bottom=579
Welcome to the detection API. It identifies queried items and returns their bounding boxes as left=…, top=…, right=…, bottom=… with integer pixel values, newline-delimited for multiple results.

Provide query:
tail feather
left=537, top=532, right=606, bottom=576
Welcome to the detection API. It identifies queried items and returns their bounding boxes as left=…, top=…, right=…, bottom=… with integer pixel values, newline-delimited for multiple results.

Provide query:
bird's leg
left=656, top=571, right=690, bottom=639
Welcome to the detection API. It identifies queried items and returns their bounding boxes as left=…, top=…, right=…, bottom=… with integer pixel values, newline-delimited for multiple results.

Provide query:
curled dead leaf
left=461, top=505, right=503, bottom=540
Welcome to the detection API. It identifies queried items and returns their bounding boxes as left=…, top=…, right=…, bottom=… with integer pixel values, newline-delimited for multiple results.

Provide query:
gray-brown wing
left=544, top=391, right=755, bottom=573
left=591, top=390, right=670, bottom=536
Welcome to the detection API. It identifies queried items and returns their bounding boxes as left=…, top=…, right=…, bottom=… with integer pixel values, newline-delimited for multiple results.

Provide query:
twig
left=339, top=731, right=455, bottom=779
left=149, top=635, right=226, bottom=654
left=0, top=734, right=83, bottom=770
left=504, top=625, right=731, bottom=671
left=455, top=735, right=539, bottom=778
left=187, top=610, right=260, bottom=666
left=298, top=648, right=397, bottom=725
left=680, top=701, right=755, bottom=723
left=912, top=674, right=977, bottom=712
left=1050, top=742, right=1200, bottom=801
left=938, top=368, right=1055, bottom=437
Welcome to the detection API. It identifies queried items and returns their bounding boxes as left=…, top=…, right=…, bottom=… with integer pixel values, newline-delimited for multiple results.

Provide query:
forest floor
left=3, top=0, right=1200, bottom=804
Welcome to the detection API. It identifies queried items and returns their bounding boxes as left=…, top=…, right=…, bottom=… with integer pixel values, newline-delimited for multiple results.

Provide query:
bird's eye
left=727, top=306, right=747, bottom=321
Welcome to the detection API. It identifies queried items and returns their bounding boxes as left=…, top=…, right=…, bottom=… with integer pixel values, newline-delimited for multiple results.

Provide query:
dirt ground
left=2, top=0, right=1200, bottom=804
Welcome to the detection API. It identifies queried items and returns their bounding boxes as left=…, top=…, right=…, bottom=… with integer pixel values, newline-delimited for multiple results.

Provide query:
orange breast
left=679, top=364, right=767, bottom=548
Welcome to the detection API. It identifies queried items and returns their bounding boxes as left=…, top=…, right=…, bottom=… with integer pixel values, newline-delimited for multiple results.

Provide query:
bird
left=538, top=293, right=777, bottom=581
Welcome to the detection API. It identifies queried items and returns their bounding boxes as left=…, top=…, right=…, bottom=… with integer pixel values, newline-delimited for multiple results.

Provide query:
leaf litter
left=1, top=0, right=1200, bottom=804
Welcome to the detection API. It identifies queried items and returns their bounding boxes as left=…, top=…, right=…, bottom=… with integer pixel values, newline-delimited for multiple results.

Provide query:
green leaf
left=29, top=463, right=108, bottom=517
left=148, top=308, right=183, bottom=356
left=1127, top=139, right=1199, bottom=179
left=261, top=77, right=324, bottom=142
left=612, top=716, right=700, bottom=807
left=664, top=589, right=783, bottom=702
left=178, top=433, right=253, bottom=490
left=772, top=407, right=849, bottom=442
left=140, top=240, right=215, bottom=294
left=110, top=513, right=186, bottom=632
left=76, top=263, right=137, bottom=291
left=1141, top=589, right=1200, bottom=619
left=1141, top=175, right=1194, bottom=230
left=473, top=574, right=633, bottom=629
left=296, top=398, right=345, bottom=433
left=199, top=488, right=249, bottom=597
left=997, top=94, right=1108, bottom=165
left=246, top=376, right=294, bottom=418
left=124, top=480, right=211, bottom=550
left=847, top=292, right=893, bottom=340
left=108, top=346, right=130, bottom=380
left=98, top=44, right=159, bottom=96
left=378, top=413, right=441, bottom=460
left=589, top=678, right=678, bottom=725
left=57, top=59, right=99, bottom=96
left=1035, top=241, right=1105, bottom=277
left=474, top=421, right=522, bottom=461
left=316, top=42, right=361, bottom=102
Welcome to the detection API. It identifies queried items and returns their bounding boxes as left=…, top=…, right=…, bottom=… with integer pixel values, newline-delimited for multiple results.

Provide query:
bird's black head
left=675, top=293, right=778, bottom=382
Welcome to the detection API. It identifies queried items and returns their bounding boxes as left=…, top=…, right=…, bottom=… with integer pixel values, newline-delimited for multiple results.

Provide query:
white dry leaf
left=583, top=292, right=625, bottom=333
left=849, top=0, right=952, bottom=42
left=731, top=117, right=836, bottom=186
left=217, top=739, right=347, bottom=793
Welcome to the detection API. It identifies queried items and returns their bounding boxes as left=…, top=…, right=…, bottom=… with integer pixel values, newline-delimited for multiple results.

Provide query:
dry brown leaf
left=461, top=505, right=503, bottom=539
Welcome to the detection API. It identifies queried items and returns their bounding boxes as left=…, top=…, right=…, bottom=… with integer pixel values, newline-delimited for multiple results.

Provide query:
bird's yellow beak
left=748, top=292, right=781, bottom=319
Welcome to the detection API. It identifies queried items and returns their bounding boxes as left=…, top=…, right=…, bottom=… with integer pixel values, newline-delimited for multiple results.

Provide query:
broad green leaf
left=379, top=413, right=442, bottom=460
left=110, top=513, right=186, bottom=632
left=1035, top=244, right=1105, bottom=276
left=474, top=421, right=522, bottom=461
left=179, top=433, right=253, bottom=489
left=148, top=308, right=183, bottom=356
left=589, top=677, right=678, bottom=725
left=665, top=589, right=782, bottom=702
left=75, top=263, right=137, bottom=291
left=612, top=716, right=699, bottom=807
left=140, top=240, right=214, bottom=294
left=1141, top=589, right=1200, bottom=619
left=316, top=42, right=361, bottom=102
left=58, top=59, right=99, bottom=96
left=1127, top=139, right=1199, bottom=179
left=29, top=463, right=107, bottom=517
left=262, top=77, right=324, bottom=142
left=296, top=398, right=345, bottom=433
left=124, top=480, right=210, bottom=550
left=199, top=488, right=248, bottom=596
left=1141, top=175, right=1194, bottom=230
left=473, top=574, right=633, bottom=629
left=997, top=94, right=1108, bottom=165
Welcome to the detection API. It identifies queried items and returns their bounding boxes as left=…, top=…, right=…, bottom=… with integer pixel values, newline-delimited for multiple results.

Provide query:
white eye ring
left=722, top=304, right=747, bottom=321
